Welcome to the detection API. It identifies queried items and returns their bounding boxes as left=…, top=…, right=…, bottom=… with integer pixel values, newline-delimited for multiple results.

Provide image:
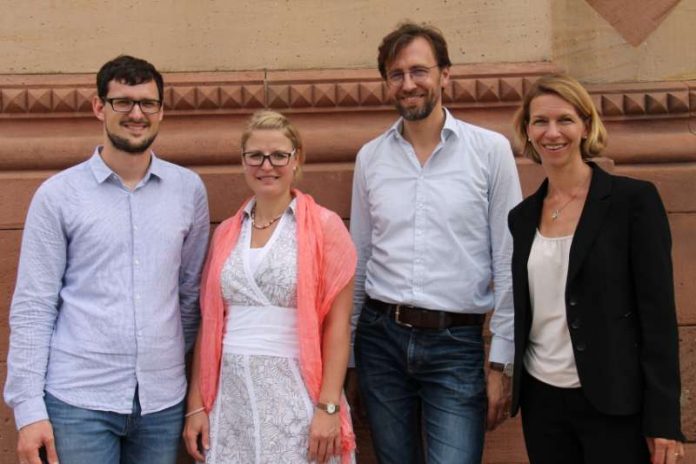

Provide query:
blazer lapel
left=567, top=163, right=612, bottom=284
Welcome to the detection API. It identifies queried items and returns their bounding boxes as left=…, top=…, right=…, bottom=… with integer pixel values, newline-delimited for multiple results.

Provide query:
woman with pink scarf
left=183, top=110, right=357, bottom=463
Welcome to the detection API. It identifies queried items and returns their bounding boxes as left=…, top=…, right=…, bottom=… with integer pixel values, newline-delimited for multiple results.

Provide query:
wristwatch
left=316, top=402, right=340, bottom=415
left=489, top=362, right=514, bottom=378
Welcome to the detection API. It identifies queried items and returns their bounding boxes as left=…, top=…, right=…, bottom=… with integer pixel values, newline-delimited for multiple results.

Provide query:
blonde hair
left=513, top=73, right=607, bottom=163
left=240, top=110, right=305, bottom=178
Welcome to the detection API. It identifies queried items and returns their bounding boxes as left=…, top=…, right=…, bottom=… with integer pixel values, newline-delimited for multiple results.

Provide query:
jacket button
left=575, top=342, right=586, bottom=352
left=568, top=297, right=578, bottom=307
left=570, top=318, right=581, bottom=329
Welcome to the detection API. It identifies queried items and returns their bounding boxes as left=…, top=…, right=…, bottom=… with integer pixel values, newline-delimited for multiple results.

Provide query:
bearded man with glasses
left=4, top=55, right=210, bottom=464
left=349, top=23, right=522, bottom=463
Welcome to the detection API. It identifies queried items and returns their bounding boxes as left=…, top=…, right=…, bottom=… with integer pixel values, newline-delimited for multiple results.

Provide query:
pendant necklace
left=551, top=195, right=577, bottom=221
left=251, top=206, right=283, bottom=230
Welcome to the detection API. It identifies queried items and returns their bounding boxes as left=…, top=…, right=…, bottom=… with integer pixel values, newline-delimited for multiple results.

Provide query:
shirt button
left=570, top=318, right=581, bottom=329
left=133, top=225, right=139, bottom=231
left=135, top=295, right=141, bottom=301
left=568, top=297, right=578, bottom=307
left=575, top=342, right=586, bottom=352
left=134, top=259, right=140, bottom=266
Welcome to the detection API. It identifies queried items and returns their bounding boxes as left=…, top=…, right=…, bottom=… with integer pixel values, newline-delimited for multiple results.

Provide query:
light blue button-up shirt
left=4, top=149, right=210, bottom=429
left=350, top=110, right=522, bottom=363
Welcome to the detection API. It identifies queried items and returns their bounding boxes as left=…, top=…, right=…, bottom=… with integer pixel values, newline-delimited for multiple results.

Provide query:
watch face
left=326, top=403, right=337, bottom=414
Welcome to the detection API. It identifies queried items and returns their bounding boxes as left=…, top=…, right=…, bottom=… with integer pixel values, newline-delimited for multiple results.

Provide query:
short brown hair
left=377, top=22, right=452, bottom=79
left=240, top=110, right=305, bottom=178
left=513, top=73, right=607, bottom=163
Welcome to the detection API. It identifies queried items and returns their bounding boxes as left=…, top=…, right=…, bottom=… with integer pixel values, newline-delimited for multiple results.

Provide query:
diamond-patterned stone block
left=289, top=84, right=312, bottom=108
left=666, top=92, right=689, bottom=113
left=219, top=85, right=243, bottom=109
left=196, top=86, right=220, bottom=109
left=170, top=86, right=196, bottom=110
left=267, top=84, right=290, bottom=108
left=51, top=89, right=76, bottom=112
left=243, top=85, right=265, bottom=108
left=623, top=94, right=646, bottom=115
left=476, top=79, right=499, bottom=102
left=601, top=94, right=624, bottom=116
left=452, top=79, right=477, bottom=103
left=76, top=88, right=95, bottom=112
left=499, top=78, right=523, bottom=102
left=27, top=89, right=52, bottom=113
left=358, top=82, right=383, bottom=106
left=336, top=83, right=360, bottom=107
left=312, top=83, right=336, bottom=107
left=645, top=93, right=669, bottom=114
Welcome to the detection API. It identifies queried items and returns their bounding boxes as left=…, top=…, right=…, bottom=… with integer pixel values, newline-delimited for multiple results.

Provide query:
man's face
left=385, top=36, right=450, bottom=121
left=93, top=79, right=163, bottom=155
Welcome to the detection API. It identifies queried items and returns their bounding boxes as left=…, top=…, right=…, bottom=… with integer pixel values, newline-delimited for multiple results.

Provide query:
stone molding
left=0, top=62, right=694, bottom=170
left=1, top=63, right=694, bottom=119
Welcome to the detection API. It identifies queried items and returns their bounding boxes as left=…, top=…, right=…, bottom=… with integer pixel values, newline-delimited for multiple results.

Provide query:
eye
left=112, top=98, right=133, bottom=109
left=410, top=67, right=430, bottom=79
left=387, top=71, right=405, bottom=82
left=270, top=152, right=290, bottom=161
left=140, top=99, right=160, bottom=110
left=530, top=119, right=547, bottom=126
left=245, top=152, right=264, bottom=161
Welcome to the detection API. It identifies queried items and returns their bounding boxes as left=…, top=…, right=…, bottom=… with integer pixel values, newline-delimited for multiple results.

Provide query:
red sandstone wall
left=1, top=64, right=694, bottom=463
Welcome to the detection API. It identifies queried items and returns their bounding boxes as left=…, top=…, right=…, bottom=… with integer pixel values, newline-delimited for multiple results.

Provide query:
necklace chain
left=251, top=206, right=283, bottom=230
left=551, top=195, right=577, bottom=221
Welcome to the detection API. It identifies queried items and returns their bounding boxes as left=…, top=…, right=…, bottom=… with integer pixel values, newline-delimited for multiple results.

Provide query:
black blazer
left=508, top=162, right=683, bottom=441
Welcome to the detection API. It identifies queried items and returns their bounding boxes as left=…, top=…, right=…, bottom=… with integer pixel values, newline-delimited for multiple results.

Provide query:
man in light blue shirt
left=351, top=23, right=522, bottom=463
left=4, top=55, right=210, bottom=464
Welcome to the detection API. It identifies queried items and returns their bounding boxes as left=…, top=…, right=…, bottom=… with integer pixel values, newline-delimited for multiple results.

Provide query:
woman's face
left=242, top=129, right=297, bottom=200
left=527, top=93, right=588, bottom=169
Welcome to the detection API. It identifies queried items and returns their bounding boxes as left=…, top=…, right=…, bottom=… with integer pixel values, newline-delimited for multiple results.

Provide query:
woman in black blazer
left=508, top=74, right=684, bottom=464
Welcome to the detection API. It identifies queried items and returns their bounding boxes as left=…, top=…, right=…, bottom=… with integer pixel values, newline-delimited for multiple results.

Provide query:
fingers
left=649, top=437, right=684, bottom=464
left=182, top=417, right=209, bottom=462
left=308, top=434, right=319, bottom=462
left=44, top=436, right=59, bottom=464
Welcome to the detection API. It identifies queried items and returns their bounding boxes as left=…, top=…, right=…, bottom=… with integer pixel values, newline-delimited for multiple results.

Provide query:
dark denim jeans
left=355, top=301, right=486, bottom=464
left=45, top=390, right=184, bottom=464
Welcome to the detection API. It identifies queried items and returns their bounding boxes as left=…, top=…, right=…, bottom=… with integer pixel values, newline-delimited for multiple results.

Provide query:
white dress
left=204, top=207, right=348, bottom=464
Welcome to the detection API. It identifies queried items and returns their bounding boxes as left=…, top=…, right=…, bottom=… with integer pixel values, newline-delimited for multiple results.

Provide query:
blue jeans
left=355, top=301, right=486, bottom=464
left=45, top=390, right=184, bottom=464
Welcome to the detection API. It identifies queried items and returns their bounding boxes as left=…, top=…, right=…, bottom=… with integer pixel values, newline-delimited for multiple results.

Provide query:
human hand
left=646, top=436, right=684, bottom=464
left=486, top=369, right=512, bottom=431
left=182, top=410, right=209, bottom=462
left=308, top=409, right=341, bottom=463
left=17, top=420, right=58, bottom=464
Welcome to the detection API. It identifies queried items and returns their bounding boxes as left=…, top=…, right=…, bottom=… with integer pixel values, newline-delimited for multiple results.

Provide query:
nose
left=401, top=72, right=417, bottom=91
left=127, top=102, right=145, bottom=118
left=259, top=156, right=274, bottom=169
left=546, top=121, right=560, bottom=137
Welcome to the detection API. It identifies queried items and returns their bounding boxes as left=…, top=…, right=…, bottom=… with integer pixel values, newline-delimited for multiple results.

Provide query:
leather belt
left=366, top=297, right=485, bottom=330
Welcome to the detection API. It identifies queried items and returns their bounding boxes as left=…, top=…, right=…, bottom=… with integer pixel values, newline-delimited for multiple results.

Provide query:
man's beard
left=395, top=90, right=438, bottom=121
left=106, top=125, right=158, bottom=154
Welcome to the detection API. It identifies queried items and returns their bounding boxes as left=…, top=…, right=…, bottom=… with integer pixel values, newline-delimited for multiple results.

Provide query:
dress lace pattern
left=205, top=211, right=348, bottom=463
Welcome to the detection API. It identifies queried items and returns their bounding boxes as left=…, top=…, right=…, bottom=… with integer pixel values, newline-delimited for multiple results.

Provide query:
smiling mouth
left=543, top=143, right=568, bottom=150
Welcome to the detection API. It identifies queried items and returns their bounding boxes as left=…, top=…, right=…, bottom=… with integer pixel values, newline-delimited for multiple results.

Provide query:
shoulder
left=33, top=159, right=91, bottom=202
left=356, top=127, right=397, bottom=163
left=157, top=158, right=206, bottom=189
left=452, top=117, right=511, bottom=150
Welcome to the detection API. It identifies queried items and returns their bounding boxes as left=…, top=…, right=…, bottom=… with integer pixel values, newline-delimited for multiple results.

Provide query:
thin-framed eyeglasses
left=242, top=149, right=296, bottom=167
left=103, top=97, right=163, bottom=114
left=386, top=65, right=439, bottom=86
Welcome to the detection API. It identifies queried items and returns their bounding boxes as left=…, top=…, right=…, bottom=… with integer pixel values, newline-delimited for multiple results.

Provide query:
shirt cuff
left=14, top=396, right=49, bottom=430
left=488, top=335, right=514, bottom=365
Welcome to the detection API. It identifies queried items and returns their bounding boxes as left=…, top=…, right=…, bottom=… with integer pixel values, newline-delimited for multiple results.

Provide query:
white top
left=350, top=109, right=522, bottom=364
left=524, top=229, right=580, bottom=388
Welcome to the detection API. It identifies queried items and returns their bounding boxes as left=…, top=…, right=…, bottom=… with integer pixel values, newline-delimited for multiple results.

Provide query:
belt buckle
left=394, top=305, right=414, bottom=328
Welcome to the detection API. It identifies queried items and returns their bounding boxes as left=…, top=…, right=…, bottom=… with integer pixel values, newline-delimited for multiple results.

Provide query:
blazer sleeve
left=629, top=182, right=683, bottom=441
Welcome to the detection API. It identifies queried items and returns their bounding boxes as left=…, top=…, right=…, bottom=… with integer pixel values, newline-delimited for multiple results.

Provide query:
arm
left=4, top=185, right=65, bottom=462
left=308, top=280, right=354, bottom=464
left=179, top=177, right=210, bottom=352
left=629, top=182, right=684, bottom=444
left=348, top=149, right=372, bottom=366
left=485, top=137, right=522, bottom=430
left=182, top=327, right=209, bottom=462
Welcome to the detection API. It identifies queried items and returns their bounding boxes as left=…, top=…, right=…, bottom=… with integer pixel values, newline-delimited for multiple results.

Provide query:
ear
left=93, top=95, right=106, bottom=122
left=583, top=118, right=590, bottom=139
left=440, top=65, right=451, bottom=89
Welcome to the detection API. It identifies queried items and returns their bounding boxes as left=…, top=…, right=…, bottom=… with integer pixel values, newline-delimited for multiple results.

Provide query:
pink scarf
left=198, top=190, right=357, bottom=460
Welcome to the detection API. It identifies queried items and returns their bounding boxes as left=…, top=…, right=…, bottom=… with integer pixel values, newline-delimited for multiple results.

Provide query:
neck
left=100, top=143, right=151, bottom=188
left=401, top=104, right=446, bottom=147
left=254, top=191, right=293, bottom=220
left=546, top=158, right=592, bottom=197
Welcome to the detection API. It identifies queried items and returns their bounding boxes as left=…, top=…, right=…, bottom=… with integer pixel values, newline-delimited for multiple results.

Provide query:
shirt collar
left=88, top=146, right=164, bottom=185
left=387, top=107, right=459, bottom=143
left=243, top=197, right=298, bottom=218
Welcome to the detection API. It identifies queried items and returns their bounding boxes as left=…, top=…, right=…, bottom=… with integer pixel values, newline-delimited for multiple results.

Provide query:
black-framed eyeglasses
left=242, top=149, right=296, bottom=167
left=103, top=97, right=163, bottom=114
left=386, top=65, right=439, bottom=86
